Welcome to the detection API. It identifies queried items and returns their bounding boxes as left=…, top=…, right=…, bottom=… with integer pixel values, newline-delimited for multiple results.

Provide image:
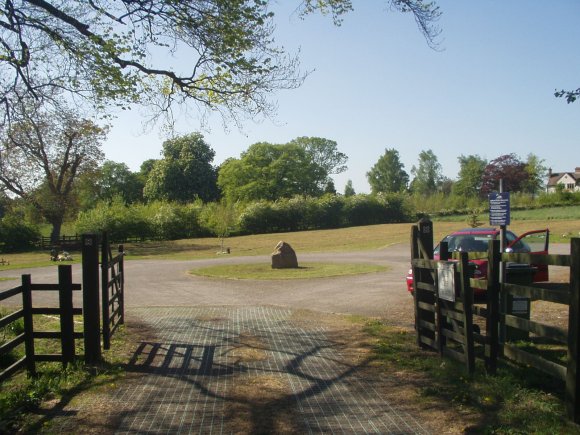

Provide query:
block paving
left=106, top=306, right=431, bottom=434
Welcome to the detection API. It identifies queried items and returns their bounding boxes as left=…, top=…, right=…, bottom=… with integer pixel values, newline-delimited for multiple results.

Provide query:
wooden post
left=437, top=241, right=450, bottom=354
left=411, top=225, right=421, bottom=347
left=118, top=244, right=125, bottom=325
left=486, top=239, right=500, bottom=373
left=439, top=241, right=449, bottom=262
left=566, top=238, right=580, bottom=422
left=101, top=232, right=110, bottom=350
left=82, top=234, right=101, bottom=364
left=459, top=251, right=475, bottom=375
left=412, top=219, right=435, bottom=349
left=58, top=265, right=75, bottom=367
left=21, top=274, right=36, bottom=377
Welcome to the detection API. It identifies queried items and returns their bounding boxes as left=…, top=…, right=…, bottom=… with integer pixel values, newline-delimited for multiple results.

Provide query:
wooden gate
left=101, top=232, right=125, bottom=350
left=411, top=219, right=476, bottom=374
left=410, top=219, right=580, bottom=422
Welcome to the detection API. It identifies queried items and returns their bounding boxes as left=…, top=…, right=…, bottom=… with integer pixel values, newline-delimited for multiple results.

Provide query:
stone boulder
left=271, top=241, right=298, bottom=269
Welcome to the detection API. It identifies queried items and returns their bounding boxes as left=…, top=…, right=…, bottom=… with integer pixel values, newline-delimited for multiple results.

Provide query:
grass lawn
left=123, top=217, right=580, bottom=260
left=190, top=262, right=388, bottom=280
left=1, top=208, right=579, bottom=268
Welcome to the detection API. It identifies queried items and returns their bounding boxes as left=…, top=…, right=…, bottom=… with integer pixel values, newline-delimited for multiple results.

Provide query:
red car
left=406, top=227, right=550, bottom=295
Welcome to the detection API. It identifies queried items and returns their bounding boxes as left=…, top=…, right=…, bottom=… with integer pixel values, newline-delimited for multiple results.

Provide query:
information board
left=437, top=261, right=456, bottom=302
left=489, top=192, right=510, bottom=226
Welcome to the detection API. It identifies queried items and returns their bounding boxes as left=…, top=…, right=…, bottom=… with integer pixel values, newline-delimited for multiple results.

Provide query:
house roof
left=547, top=168, right=580, bottom=187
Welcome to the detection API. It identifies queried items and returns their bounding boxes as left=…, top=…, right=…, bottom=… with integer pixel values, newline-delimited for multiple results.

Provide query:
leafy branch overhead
left=0, top=0, right=443, bottom=125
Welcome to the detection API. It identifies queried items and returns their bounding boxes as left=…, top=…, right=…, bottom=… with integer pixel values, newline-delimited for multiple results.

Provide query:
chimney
left=575, top=167, right=580, bottom=173
left=548, top=168, right=552, bottom=177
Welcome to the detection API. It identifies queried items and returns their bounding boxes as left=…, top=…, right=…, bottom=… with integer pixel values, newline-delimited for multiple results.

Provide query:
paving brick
left=109, top=306, right=431, bottom=434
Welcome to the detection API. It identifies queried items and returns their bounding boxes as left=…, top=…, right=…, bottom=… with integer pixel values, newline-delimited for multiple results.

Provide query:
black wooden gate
left=101, top=232, right=125, bottom=350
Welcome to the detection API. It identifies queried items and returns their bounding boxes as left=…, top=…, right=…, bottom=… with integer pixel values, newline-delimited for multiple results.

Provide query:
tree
left=344, top=179, right=356, bottom=197
left=480, top=153, right=529, bottom=195
left=218, top=142, right=326, bottom=202
left=0, top=1, right=440, bottom=125
left=0, top=103, right=106, bottom=242
left=367, top=148, right=409, bottom=194
left=288, top=137, right=348, bottom=187
left=523, top=153, right=547, bottom=196
left=143, top=133, right=218, bottom=203
left=80, top=161, right=143, bottom=206
left=452, top=154, right=488, bottom=198
left=409, top=149, right=442, bottom=195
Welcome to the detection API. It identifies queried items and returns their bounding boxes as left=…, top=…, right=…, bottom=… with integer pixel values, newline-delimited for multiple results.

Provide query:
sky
left=102, top=0, right=580, bottom=194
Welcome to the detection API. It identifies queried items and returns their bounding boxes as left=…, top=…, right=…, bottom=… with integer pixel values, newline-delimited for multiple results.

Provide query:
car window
left=507, top=231, right=531, bottom=253
left=447, top=235, right=490, bottom=252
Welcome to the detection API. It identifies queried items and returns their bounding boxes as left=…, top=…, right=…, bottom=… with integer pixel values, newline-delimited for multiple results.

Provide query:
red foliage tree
left=480, top=154, right=529, bottom=195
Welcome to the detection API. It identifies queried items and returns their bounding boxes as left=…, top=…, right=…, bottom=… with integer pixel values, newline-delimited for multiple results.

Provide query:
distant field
left=435, top=205, right=580, bottom=222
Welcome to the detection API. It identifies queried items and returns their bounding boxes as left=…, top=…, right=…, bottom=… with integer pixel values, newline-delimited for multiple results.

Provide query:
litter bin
left=504, top=264, right=536, bottom=342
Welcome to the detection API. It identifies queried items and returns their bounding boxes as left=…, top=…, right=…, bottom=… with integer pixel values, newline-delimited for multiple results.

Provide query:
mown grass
left=190, top=262, right=388, bottom=280
left=1, top=212, right=579, bottom=269
left=0, top=251, right=79, bottom=272
left=123, top=217, right=580, bottom=260
left=355, top=318, right=577, bottom=433
left=437, top=205, right=580, bottom=222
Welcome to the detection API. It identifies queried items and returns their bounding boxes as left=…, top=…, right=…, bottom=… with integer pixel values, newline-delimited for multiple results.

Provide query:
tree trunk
left=49, top=218, right=63, bottom=245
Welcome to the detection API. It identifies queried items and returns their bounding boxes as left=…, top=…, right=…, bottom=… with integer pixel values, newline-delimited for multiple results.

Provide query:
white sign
left=437, top=262, right=456, bottom=302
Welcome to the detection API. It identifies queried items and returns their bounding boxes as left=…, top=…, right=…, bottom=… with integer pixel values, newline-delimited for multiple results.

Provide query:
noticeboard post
left=489, top=192, right=510, bottom=226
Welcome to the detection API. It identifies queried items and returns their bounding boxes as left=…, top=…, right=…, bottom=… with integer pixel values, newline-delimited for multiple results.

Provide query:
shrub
left=0, top=216, right=40, bottom=252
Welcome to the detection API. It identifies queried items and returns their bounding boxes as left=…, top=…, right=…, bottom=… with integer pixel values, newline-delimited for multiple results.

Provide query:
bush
left=75, top=198, right=205, bottom=241
left=0, top=216, right=40, bottom=252
left=236, top=193, right=413, bottom=235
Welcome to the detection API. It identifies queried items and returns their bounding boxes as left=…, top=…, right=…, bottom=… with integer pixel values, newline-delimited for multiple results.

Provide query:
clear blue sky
left=103, top=0, right=580, bottom=194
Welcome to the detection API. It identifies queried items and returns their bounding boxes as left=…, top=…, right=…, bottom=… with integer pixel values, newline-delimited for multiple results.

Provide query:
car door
left=508, top=229, right=550, bottom=281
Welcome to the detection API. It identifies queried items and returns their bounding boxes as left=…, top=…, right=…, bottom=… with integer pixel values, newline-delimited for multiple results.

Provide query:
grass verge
left=0, top=309, right=127, bottom=433
left=190, top=262, right=387, bottom=280
left=355, top=318, right=577, bottom=433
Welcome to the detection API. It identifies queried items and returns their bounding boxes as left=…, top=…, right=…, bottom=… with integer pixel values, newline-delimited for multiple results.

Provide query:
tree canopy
left=143, top=133, right=218, bottom=203
left=218, top=141, right=327, bottom=202
left=366, top=148, right=409, bottom=194
left=0, top=102, right=106, bottom=241
left=79, top=160, right=144, bottom=208
left=480, top=153, right=529, bottom=195
left=452, top=154, right=487, bottom=198
left=0, top=1, right=441, bottom=125
left=409, top=149, right=443, bottom=195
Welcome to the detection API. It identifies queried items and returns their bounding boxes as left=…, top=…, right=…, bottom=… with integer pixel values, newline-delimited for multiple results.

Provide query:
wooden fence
left=411, top=219, right=580, bottom=422
left=0, top=232, right=126, bottom=384
left=0, top=265, right=81, bottom=381
left=37, top=235, right=82, bottom=250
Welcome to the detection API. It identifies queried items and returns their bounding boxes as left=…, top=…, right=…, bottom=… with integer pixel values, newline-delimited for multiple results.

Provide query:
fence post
left=118, top=244, right=125, bottom=326
left=411, top=219, right=435, bottom=348
left=58, top=265, right=75, bottom=368
left=566, top=238, right=580, bottom=422
left=485, top=239, right=500, bottom=374
left=101, top=232, right=110, bottom=350
left=459, top=251, right=475, bottom=375
left=21, top=274, right=36, bottom=377
left=82, top=234, right=101, bottom=364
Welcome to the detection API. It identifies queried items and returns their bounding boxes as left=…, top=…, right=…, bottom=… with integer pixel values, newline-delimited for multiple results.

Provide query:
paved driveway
left=0, top=243, right=415, bottom=327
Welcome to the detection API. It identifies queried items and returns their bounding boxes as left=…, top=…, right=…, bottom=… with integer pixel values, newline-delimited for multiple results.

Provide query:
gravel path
left=0, top=243, right=415, bottom=327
